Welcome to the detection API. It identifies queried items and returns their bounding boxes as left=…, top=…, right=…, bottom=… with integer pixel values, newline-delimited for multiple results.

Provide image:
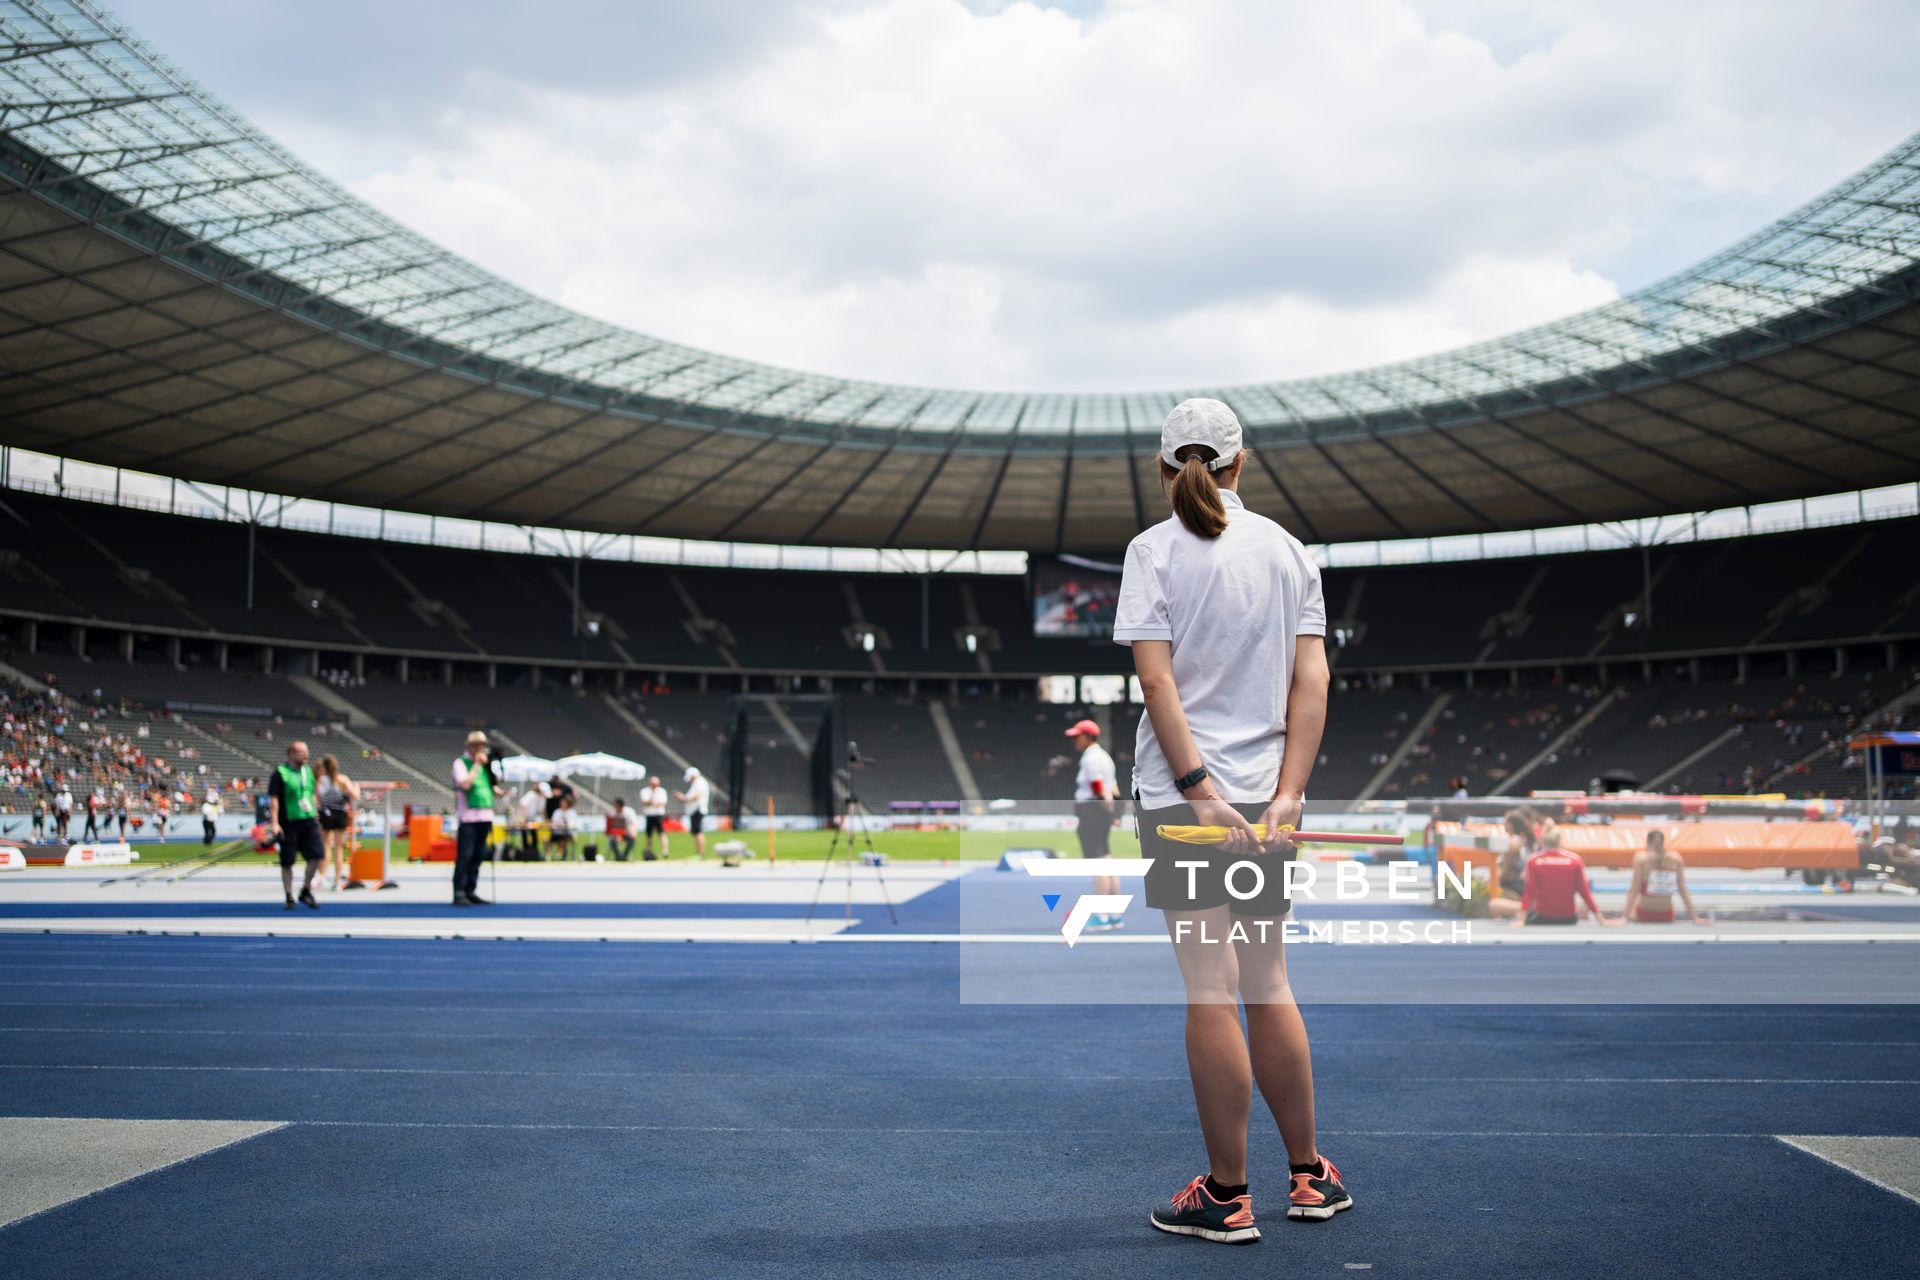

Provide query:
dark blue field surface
left=0, top=933, right=1915, bottom=1278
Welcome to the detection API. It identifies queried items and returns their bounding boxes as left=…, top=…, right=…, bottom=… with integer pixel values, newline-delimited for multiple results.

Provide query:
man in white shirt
left=548, top=794, right=576, bottom=859
left=516, top=783, right=547, bottom=861
left=638, top=775, right=670, bottom=860
left=200, top=796, right=220, bottom=845
left=1067, top=719, right=1122, bottom=931
left=53, top=785, right=73, bottom=842
left=674, top=767, right=710, bottom=858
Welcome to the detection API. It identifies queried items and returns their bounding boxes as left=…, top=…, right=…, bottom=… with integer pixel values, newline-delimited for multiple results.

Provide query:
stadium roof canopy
left=2, top=1, right=1919, bottom=554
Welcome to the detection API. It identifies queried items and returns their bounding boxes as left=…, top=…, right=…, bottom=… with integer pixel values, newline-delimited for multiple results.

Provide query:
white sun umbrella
left=554, top=752, right=648, bottom=781
left=496, top=755, right=559, bottom=783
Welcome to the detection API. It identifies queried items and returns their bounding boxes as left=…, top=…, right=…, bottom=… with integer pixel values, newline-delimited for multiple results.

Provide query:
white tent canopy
left=495, top=755, right=558, bottom=783
left=554, top=752, right=648, bottom=781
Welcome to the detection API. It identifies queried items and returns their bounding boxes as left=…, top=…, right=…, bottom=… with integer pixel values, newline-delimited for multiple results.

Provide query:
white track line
left=4, top=1026, right=1912, bottom=1048
left=281, top=1120, right=1819, bottom=1139
left=2, top=1000, right=1915, bottom=1019
left=0, top=1063, right=1186, bottom=1080
left=4, top=1064, right=1914, bottom=1085
left=5, top=923, right=1920, bottom=944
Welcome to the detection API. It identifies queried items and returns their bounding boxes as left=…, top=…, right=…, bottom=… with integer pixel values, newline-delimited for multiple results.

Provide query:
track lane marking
left=1775, top=1136, right=1920, bottom=1208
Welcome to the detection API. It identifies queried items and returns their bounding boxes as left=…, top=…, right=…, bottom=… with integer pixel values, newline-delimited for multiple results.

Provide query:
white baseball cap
left=684, top=766, right=701, bottom=781
left=1161, top=398, right=1243, bottom=472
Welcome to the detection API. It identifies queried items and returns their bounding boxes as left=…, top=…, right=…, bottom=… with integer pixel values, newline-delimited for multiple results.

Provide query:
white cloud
left=281, top=0, right=1920, bottom=390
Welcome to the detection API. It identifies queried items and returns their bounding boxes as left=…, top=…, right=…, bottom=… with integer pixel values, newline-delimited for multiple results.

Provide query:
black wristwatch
left=1174, top=765, right=1209, bottom=793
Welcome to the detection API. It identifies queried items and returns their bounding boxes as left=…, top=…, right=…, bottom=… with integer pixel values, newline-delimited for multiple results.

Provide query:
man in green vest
left=450, top=730, right=496, bottom=907
left=269, top=741, right=325, bottom=910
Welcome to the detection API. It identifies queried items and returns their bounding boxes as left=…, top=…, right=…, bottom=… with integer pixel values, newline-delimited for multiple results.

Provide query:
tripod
left=805, top=779, right=898, bottom=926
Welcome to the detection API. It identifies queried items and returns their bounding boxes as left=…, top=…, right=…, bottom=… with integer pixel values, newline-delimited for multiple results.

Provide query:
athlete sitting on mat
left=1509, top=816, right=1620, bottom=928
left=1621, top=830, right=1708, bottom=925
left=1486, top=806, right=1540, bottom=920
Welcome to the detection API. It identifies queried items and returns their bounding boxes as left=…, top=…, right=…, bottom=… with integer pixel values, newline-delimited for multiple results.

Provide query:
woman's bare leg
left=1235, top=920, right=1319, bottom=1166
left=1165, top=907, right=1251, bottom=1184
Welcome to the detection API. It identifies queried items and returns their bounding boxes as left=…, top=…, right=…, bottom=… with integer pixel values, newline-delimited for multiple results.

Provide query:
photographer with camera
left=450, top=730, right=496, bottom=907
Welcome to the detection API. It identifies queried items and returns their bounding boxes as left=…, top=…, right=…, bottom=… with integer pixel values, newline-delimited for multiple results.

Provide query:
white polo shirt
left=639, top=784, right=668, bottom=817
left=1112, top=488, right=1326, bottom=809
left=1073, top=743, right=1117, bottom=803
left=682, top=775, right=709, bottom=815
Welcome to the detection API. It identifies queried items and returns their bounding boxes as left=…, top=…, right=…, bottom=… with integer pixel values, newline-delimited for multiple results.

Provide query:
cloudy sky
left=114, top=0, right=1920, bottom=392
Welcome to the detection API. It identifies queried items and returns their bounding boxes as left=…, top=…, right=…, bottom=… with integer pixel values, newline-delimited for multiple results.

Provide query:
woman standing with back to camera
left=1114, top=398, right=1349, bottom=1247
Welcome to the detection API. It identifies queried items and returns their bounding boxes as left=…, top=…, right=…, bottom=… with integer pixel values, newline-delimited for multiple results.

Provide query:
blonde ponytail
left=1162, top=446, right=1229, bottom=538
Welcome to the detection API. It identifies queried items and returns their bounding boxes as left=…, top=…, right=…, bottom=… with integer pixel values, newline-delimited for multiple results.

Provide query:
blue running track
left=0, top=931, right=1916, bottom=1278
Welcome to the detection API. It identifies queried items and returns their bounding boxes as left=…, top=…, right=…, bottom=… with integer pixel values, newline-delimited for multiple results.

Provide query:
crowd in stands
left=3, top=652, right=1916, bottom=830
left=1388, top=684, right=1598, bottom=797
left=0, top=678, right=230, bottom=838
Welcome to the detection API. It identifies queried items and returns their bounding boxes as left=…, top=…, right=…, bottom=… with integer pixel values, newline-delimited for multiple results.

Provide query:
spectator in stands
left=1621, top=830, right=1708, bottom=925
left=1066, top=719, right=1122, bottom=932
left=515, top=783, right=545, bottom=860
left=548, top=793, right=576, bottom=860
left=675, top=766, right=710, bottom=858
left=1510, top=817, right=1620, bottom=928
left=268, top=741, right=324, bottom=911
left=606, top=798, right=636, bottom=862
left=639, top=775, right=669, bottom=859
left=200, top=793, right=218, bottom=845
left=450, top=731, right=495, bottom=907
left=316, top=755, right=360, bottom=892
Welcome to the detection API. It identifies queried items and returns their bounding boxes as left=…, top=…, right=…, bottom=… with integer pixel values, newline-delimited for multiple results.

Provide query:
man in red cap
left=1067, top=718, right=1122, bottom=931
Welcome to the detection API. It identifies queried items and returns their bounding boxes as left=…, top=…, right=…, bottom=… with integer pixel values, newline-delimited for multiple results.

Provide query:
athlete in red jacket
left=1511, top=820, right=1621, bottom=928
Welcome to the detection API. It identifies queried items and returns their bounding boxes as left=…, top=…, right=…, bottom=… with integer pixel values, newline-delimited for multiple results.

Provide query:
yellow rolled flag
left=1154, top=825, right=1404, bottom=847
left=1155, top=824, right=1294, bottom=845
